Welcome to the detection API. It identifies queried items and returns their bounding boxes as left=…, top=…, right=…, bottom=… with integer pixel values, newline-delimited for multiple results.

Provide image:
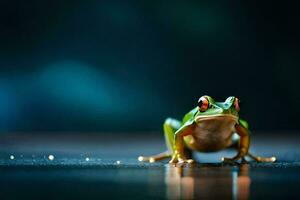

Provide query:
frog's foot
left=247, top=152, right=276, bottom=163
left=169, top=155, right=194, bottom=164
left=138, top=151, right=171, bottom=163
left=221, top=157, right=240, bottom=165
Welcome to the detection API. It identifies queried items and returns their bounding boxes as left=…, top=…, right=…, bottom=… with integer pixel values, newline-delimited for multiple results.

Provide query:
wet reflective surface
left=0, top=133, right=299, bottom=199
left=0, top=163, right=300, bottom=199
left=165, top=165, right=250, bottom=199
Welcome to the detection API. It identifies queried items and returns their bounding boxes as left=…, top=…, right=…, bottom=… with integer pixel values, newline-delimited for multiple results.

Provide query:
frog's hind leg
left=247, top=152, right=276, bottom=162
left=224, top=125, right=276, bottom=163
left=138, top=118, right=182, bottom=163
left=227, top=135, right=276, bottom=163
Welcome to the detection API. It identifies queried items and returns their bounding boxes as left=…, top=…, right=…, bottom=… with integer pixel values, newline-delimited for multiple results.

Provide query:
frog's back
left=182, top=107, right=198, bottom=124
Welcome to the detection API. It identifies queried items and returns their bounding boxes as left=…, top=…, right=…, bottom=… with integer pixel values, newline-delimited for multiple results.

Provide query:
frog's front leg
left=169, top=124, right=195, bottom=164
left=222, top=123, right=250, bottom=164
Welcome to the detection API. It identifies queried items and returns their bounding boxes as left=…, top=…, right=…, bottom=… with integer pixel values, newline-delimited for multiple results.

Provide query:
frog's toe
left=247, top=152, right=277, bottom=163
left=169, top=157, right=178, bottom=164
left=270, top=156, right=277, bottom=162
left=177, top=159, right=194, bottom=165
left=138, top=156, right=144, bottom=162
left=254, top=156, right=276, bottom=163
left=138, top=156, right=156, bottom=163
left=221, top=157, right=239, bottom=165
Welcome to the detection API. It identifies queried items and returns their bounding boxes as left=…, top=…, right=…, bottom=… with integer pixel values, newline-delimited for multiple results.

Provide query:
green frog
left=138, top=96, right=276, bottom=164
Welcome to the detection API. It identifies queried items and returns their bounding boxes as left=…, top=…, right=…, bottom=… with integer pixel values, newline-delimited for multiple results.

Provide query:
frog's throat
left=194, top=114, right=238, bottom=123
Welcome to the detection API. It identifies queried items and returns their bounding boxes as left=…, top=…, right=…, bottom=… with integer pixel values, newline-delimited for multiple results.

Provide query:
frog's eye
left=198, top=96, right=209, bottom=112
left=234, top=97, right=240, bottom=112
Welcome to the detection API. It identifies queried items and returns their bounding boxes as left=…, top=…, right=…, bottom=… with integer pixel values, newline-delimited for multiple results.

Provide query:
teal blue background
left=0, top=0, right=299, bottom=132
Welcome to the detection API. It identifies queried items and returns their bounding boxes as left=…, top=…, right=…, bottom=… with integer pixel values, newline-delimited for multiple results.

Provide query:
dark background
left=0, top=0, right=299, bottom=132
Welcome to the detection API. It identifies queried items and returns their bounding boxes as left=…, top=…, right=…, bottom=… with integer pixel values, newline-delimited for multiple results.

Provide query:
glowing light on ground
left=48, top=155, right=55, bottom=161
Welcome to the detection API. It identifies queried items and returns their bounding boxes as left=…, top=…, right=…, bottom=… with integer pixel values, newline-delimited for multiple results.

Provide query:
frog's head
left=194, top=95, right=240, bottom=123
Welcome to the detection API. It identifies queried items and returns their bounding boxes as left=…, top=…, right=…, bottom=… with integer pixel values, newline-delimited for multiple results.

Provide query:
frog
left=138, top=96, right=276, bottom=164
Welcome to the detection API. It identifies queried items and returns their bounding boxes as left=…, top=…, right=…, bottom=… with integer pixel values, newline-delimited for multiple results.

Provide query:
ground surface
left=0, top=132, right=299, bottom=199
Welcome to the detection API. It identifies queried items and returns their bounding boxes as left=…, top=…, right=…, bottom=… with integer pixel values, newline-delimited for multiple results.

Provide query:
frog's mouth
left=194, top=114, right=238, bottom=123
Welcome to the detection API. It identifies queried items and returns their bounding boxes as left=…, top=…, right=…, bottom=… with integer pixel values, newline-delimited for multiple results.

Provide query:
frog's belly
left=185, top=117, right=237, bottom=152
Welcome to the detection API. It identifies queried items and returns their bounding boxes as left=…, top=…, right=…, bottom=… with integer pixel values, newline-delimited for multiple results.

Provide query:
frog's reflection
left=165, top=164, right=250, bottom=200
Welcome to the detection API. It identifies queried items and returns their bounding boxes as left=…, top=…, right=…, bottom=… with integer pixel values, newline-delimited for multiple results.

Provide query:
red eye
left=198, top=96, right=209, bottom=112
left=234, top=98, right=240, bottom=112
